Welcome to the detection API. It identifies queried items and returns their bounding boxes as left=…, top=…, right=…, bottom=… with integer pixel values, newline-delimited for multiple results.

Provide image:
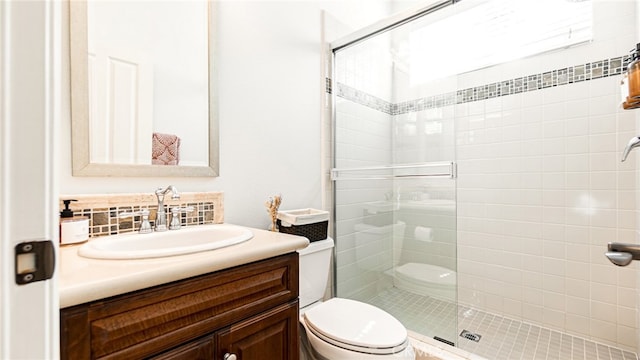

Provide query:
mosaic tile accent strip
left=366, top=287, right=637, bottom=360
left=59, top=192, right=223, bottom=238
left=333, top=55, right=631, bottom=115
left=335, top=81, right=394, bottom=114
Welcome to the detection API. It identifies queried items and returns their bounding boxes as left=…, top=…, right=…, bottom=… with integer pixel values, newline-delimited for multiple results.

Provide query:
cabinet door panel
left=217, top=301, right=299, bottom=360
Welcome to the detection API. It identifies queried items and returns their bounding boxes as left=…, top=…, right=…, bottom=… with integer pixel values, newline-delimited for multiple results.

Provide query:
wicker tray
left=276, top=208, right=329, bottom=242
left=277, top=219, right=328, bottom=242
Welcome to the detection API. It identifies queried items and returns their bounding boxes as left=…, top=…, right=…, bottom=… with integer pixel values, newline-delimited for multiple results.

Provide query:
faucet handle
left=169, top=206, right=194, bottom=230
left=119, top=209, right=152, bottom=234
left=119, top=209, right=150, bottom=218
left=621, top=136, right=640, bottom=162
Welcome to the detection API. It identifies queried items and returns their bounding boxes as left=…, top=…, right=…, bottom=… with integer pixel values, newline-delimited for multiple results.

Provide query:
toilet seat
left=302, top=298, right=409, bottom=355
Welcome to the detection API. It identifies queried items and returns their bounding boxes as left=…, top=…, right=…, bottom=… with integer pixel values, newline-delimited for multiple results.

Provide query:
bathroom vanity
left=59, top=226, right=308, bottom=360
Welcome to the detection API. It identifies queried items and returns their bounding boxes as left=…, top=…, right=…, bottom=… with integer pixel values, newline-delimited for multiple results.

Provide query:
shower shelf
left=330, top=161, right=457, bottom=181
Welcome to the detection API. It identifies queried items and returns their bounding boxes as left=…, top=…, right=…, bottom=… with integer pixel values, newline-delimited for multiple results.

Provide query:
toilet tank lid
left=297, top=237, right=334, bottom=255
left=303, top=297, right=407, bottom=349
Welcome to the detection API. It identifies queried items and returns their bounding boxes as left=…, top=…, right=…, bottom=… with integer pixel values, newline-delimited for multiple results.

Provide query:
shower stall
left=329, top=0, right=639, bottom=359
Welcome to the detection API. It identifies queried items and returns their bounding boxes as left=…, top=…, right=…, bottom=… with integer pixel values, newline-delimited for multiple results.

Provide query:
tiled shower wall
left=450, top=1, right=638, bottom=352
left=455, top=73, right=638, bottom=351
left=336, top=73, right=639, bottom=351
left=331, top=0, right=640, bottom=353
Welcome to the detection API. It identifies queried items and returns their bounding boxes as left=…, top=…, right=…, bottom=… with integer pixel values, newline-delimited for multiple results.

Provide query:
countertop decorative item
left=265, top=194, right=282, bottom=232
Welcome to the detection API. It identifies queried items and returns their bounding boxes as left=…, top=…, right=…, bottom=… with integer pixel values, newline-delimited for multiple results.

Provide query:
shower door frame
left=330, top=0, right=458, bottom=52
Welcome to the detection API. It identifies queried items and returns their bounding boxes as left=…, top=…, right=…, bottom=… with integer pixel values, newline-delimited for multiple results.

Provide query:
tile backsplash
left=58, top=192, right=223, bottom=238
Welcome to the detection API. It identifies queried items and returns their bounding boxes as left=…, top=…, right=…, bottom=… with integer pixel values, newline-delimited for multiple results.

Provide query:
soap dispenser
left=624, top=43, right=640, bottom=109
left=60, top=199, right=89, bottom=245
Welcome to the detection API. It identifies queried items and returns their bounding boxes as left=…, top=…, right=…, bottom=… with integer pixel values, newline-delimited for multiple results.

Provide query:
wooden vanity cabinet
left=60, top=253, right=300, bottom=360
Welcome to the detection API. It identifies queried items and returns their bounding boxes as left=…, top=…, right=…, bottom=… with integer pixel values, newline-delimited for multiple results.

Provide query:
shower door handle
left=605, top=242, right=640, bottom=266
left=331, top=161, right=457, bottom=181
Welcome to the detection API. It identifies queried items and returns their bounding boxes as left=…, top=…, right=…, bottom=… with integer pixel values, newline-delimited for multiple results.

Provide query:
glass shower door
left=332, top=15, right=458, bottom=343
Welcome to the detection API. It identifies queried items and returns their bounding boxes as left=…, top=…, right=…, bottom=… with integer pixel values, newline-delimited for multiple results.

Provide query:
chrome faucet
left=154, top=185, right=180, bottom=231
left=606, top=242, right=640, bottom=266
left=621, top=136, right=640, bottom=162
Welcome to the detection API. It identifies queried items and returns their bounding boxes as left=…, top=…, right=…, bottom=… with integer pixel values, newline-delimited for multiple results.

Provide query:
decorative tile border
left=330, top=55, right=630, bottom=115
left=59, top=192, right=224, bottom=238
left=335, top=81, right=394, bottom=114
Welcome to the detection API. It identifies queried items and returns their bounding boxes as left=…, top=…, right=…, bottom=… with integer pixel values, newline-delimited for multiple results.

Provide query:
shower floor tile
left=366, top=288, right=637, bottom=360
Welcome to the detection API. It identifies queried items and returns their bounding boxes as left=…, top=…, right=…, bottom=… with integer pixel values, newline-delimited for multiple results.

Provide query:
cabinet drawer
left=148, top=335, right=214, bottom=360
left=61, top=253, right=298, bottom=360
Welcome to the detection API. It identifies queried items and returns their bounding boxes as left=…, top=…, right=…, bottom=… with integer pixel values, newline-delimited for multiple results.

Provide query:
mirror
left=69, top=0, right=218, bottom=177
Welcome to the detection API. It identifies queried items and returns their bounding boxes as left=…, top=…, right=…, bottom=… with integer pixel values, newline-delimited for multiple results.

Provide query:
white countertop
left=59, top=225, right=309, bottom=308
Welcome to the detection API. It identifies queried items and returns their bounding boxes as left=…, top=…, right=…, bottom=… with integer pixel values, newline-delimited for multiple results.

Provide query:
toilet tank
left=297, top=237, right=334, bottom=308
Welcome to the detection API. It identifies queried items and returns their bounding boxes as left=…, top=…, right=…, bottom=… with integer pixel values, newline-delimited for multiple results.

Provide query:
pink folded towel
left=152, top=132, right=180, bottom=165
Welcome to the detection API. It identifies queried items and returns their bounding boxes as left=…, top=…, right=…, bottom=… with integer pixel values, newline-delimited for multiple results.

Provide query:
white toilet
left=298, top=238, right=415, bottom=360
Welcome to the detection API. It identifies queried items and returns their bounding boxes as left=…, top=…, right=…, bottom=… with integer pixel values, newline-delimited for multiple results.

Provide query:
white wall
left=60, top=0, right=396, bottom=229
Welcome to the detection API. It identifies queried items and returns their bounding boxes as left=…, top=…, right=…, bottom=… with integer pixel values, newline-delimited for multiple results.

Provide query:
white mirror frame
left=69, top=0, right=219, bottom=177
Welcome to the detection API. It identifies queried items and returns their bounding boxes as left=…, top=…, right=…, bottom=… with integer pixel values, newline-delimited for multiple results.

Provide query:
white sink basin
left=78, top=224, right=253, bottom=260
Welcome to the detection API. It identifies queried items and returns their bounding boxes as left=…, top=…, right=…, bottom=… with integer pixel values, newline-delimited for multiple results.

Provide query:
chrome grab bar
left=605, top=242, right=640, bottom=266
left=331, top=161, right=457, bottom=181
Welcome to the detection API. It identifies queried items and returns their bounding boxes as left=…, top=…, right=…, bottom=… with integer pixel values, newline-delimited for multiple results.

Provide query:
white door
left=0, top=1, right=60, bottom=359
left=88, top=46, right=154, bottom=165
